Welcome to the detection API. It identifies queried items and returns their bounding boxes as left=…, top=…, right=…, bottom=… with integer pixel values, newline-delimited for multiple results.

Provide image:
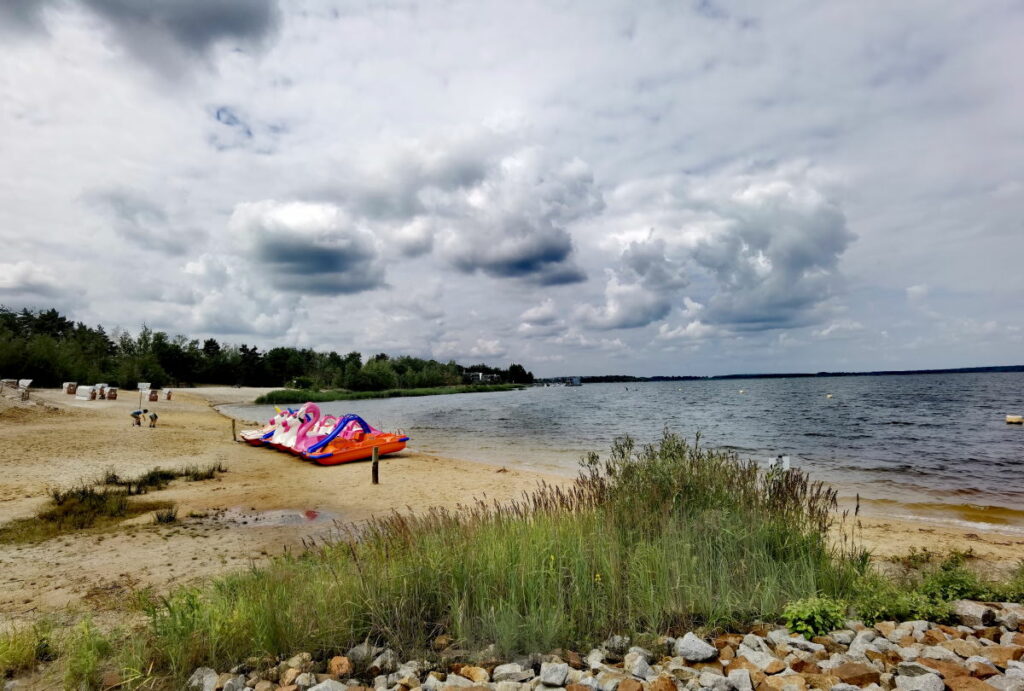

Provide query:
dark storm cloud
left=81, top=0, right=280, bottom=54
left=229, top=201, right=386, bottom=296
left=87, top=189, right=206, bottom=256
left=3, top=0, right=281, bottom=73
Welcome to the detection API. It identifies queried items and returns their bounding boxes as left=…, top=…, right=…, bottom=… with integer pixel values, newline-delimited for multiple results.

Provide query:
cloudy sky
left=2, top=1, right=1021, bottom=376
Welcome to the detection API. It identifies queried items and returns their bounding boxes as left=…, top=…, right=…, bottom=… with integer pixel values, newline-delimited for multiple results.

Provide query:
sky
left=1, top=0, right=1022, bottom=377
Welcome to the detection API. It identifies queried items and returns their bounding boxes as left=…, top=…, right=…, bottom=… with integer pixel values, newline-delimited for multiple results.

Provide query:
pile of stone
left=188, top=600, right=1024, bottom=691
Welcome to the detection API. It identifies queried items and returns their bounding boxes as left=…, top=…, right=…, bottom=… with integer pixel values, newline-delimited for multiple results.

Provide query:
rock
left=921, top=646, right=962, bottom=663
left=597, top=671, right=629, bottom=691
left=443, top=674, right=474, bottom=688
left=586, top=650, right=606, bottom=671
left=254, top=682, right=278, bottom=691
left=369, top=650, right=399, bottom=675
left=898, top=647, right=921, bottom=662
left=567, top=685, right=594, bottom=691
left=988, top=676, right=1024, bottom=691
left=898, top=663, right=936, bottom=677
left=294, top=673, right=318, bottom=689
left=801, top=674, right=840, bottom=690
left=281, top=670, right=302, bottom=687
left=745, top=635, right=774, bottom=655
left=222, top=676, right=247, bottom=691
left=286, top=654, right=315, bottom=672
left=947, top=679, right=998, bottom=691
left=650, top=676, right=678, bottom=691
left=698, top=671, right=733, bottom=691
left=309, top=682, right=348, bottom=691
left=829, top=685, right=859, bottom=691
left=921, top=630, right=948, bottom=646
left=619, top=680, right=644, bottom=691
left=997, top=605, right=1024, bottom=631
left=831, top=632, right=855, bottom=647
left=954, top=602, right=997, bottom=628
left=189, top=668, right=219, bottom=691
left=328, top=657, right=353, bottom=678
left=494, top=664, right=529, bottom=682
left=966, top=658, right=1000, bottom=679
left=624, top=652, right=652, bottom=679
left=541, top=662, right=570, bottom=687
left=918, top=658, right=969, bottom=680
left=983, top=647, right=1024, bottom=669
left=894, top=673, right=944, bottom=691
left=944, top=640, right=984, bottom=658
left=739, top=646, right=785, bottom=675
left=729, top=669, right=754, bottom=691
left=832, top=662, right=881, bottom=687
left=675, top=633, right=718, bottom=662
left=605, top=636, right=632, bottom=659
left=101, top=671, right=122, bottom=689
left=460, top=667, right=489, bottom=684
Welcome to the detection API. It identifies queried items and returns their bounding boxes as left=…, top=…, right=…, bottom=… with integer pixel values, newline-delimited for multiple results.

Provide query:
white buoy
left=739, top=389, right=746, bottom=394
left=826, top=393, right=833, bottom=399
left=1007, top=415, right=1023, bottom=425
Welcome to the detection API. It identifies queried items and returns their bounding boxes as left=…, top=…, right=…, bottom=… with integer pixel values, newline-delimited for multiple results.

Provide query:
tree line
left=0, top=307, right=535, bottom=390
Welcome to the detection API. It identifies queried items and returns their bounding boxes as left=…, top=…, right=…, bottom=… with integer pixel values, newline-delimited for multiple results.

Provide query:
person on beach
left=148, top=411, right=158, bottom=428
left=130, top=408, right=148, bottom=426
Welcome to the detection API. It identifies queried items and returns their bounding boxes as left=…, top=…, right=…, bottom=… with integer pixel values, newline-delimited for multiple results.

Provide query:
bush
left=919, top=556, right=993, bottom=602
left=782, top=596, right=847, bottom=637
left=852, top=577, right=953, bottom=625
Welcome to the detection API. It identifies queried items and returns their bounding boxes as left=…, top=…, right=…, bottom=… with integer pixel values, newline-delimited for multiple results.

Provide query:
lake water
left=222, top=372, right=1024, bottom=532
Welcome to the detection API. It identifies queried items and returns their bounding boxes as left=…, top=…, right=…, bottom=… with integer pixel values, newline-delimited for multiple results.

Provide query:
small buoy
left=1007, top=415, right=1024, bottom=425
left=739, top=389, right=746, bottom=394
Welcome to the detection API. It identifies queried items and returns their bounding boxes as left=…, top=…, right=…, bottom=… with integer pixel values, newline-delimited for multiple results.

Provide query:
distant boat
left=566, top=376, right=582, bottom=386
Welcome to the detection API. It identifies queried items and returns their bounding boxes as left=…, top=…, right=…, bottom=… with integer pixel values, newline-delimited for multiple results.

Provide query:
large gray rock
left=953, top=600, right=996, bottom=628
left=920, top=646, right=961, bottom=662
left=222, top=676, right=247, bottom=691
left=985, top=677, right=1024, bottom=691
left=997, top=604, right=1024, bottom=631
left=309, top=681, right=349, bottom=691
left=494, top=664, right=529, bottom=682
left=540, top=662, right=569, bottom=687
left=742, top=634, right=773, bottom=654
left=831, top=631, right=855, bottom=646
left=586, top=649, right=606, bottom=671
left=895, top=673, right=944, bottom=691
left=187, top=668, right=218, bottom=691
left=624, top=651, right=651, bottom=679
left=728, top=669, right=753, bottom=691
left=496, top=683, right=526, bottom=691
left=700, top=671, right=734, bottom=691
left=604, top=635, right=631, bottom=658
left=675, top=632, right=717, bottom=661
left=596, top=671, right=628, bottom=691
left=737, top=645, right=781, bottom=672
left=830, top=685, right=860, bottom=691
left=294, top=672, right=318, bottom=689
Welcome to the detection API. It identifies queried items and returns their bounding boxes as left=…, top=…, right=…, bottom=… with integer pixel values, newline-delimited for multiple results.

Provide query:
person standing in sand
left=130, top=408, right=148, bottom=426
left=148, top=411, right=158, bottom=428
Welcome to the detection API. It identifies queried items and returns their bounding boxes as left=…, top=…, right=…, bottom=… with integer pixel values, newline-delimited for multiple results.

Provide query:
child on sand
left=130, top=408, right=148, bottom=426
left=148, top=411, right=158, bottom=428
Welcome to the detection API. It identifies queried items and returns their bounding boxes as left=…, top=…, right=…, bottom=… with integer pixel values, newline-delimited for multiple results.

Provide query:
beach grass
left=128, top=432, right=865, bottom=678
left=254, top=383, right=525, bottom=405
left=0, top=463, right=227, bottom=544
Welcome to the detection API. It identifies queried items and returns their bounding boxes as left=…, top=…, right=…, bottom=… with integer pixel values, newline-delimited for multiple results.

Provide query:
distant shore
left=253, top=383, right=525, bottom=405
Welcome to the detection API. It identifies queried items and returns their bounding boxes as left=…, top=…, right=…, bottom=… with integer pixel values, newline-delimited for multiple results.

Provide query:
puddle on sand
left=212, top=507, right=340, bottom=527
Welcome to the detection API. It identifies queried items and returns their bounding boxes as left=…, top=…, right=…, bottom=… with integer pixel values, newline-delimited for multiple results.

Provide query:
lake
left=222, top=371, right=1024, bottom=533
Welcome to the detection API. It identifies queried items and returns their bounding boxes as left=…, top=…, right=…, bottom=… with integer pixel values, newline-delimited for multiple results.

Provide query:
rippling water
left=223, top=372, right=1024, bottom=530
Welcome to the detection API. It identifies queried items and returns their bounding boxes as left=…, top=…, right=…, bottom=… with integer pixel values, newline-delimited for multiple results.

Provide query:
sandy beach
left=1, top=387, right=1022, bottom=623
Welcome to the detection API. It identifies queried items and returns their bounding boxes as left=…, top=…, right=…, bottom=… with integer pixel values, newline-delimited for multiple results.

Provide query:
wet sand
left=1, top=387, right=1022, bottom=624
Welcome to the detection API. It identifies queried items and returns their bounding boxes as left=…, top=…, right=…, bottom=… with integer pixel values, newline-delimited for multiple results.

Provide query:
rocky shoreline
left=181, top=600, right=1024, bottom=691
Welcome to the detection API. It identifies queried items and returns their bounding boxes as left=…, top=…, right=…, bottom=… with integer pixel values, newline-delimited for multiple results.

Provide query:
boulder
left=698, top=672, right=733, bottom=691
left=759, top=675, right=806, bottom=691
left=624, top=651, right=651, bottom=679
left=832, top=662, right=881, bottom=687
left=188, top=668, right=219, bottom=691
left=894, top=673, right=944, bottom=691
left=369, top=650, right=399, bottom=676
left=293, top=673, right=317, bottom=689
left=586, top=650, right=606, bottom=671
left=966, top=658, right=1000, bottom=679
left=499, top=684, right=528, bottom=691
left=739, top=646, right=786, bottom=675
left=954, top=602, right=997, bottom=628
left=618, top=680, right=644, bottom=691
left=442, top=674, right=474, bottom=688
left=944, top=640, right=984, bottom=658
left=920, top=646, right=962, bottom=663
left=596, top=671, right=629, bottom=691
left=494, top=664, right=530, bottom=682
left=987, top=677, right=1024, bottom=691
left=222, top=676, right=247, bottom=691
left=831, top=632, right=855, bottom=647
left=327, top=657, right=353, bottom=678
left=918, top=658, right=969, bottom=680
left=604, top=636, right=632, bottom=659
left=800, top=674, right=840, bottom=690
left=253, top=682, right=277, bottom=691
left=649, top=676, right=678, bottom=691
left=540, top=662, right=570, bottom=687
left=676, top=633, right=718, bottom=662
left=897, top=663, right=935, bottom=677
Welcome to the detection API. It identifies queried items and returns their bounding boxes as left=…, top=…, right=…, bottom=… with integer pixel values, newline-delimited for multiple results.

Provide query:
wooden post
left=231, top=419, right=236, bottom=442
left=371, top=446, right=379, bottom=484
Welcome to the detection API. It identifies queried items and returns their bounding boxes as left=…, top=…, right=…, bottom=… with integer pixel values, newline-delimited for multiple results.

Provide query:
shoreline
left=1, top=387, right=1022, bottom=622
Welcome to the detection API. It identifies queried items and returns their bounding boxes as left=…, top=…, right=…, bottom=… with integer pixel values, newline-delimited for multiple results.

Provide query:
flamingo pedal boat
left=238, top=404, right=409, bottom=466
